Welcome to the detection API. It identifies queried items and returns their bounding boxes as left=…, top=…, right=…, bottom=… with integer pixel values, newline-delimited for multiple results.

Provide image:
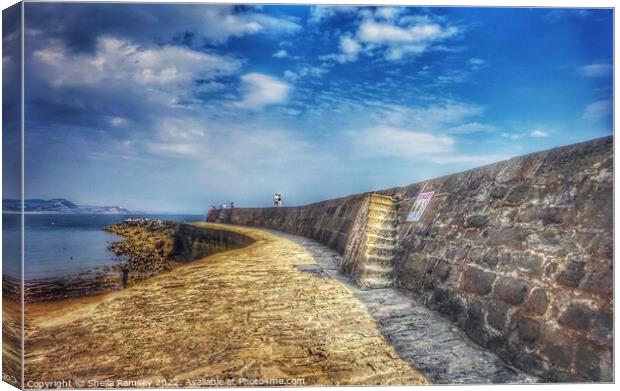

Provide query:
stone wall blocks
left=504, top=184, right=531, bottom=204
left=579, top=260, right=613, bottom=296
left=464, top=214, right=490, bottom=229
left=558, top=303, right=594, bottom=331
left=590, top=309, right=613, bottom=347
left=525, top=287, right=549, bottom=315
left=556, top=261, right=586, bottom=287
left=461, top=265, right=496, bottom=296
left=432, top=258, right=452, bottom=282
left=493, top=277, right=530, bottom=305
left=541, top=329, right=576, bottom=371
left=513, top=315, right=542, bottom=345
left=487, top=299, right=510, bottom=333
left=574, top=342, right=601, bottom=380
left=489, top=227, right=529, bottom=249
left=515, top=253, right=544, bottom=276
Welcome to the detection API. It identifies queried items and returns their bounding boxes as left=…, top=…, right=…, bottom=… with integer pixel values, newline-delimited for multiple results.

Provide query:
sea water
left=2, top=214, right=203, bottom=281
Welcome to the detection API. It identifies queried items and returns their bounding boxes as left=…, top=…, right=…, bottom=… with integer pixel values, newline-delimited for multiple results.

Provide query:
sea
left=2, top=214, right=204, bottom=282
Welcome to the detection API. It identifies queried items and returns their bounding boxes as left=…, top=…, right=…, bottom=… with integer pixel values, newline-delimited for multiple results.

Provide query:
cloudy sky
left=5, top=3, right=613, bottom=213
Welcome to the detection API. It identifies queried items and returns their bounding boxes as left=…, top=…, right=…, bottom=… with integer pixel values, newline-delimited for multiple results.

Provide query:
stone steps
left=367, top=223, right=397, bottom=232
left=366, top=243, right=396, bottom=250
left=356, top=194, right=398, bottom=290
left=367, top=214, right=398, bottom=223
left=356, top=275, right=394, bottom=290
left=365, top=234, right=396, bottom=246
left=357, top=263, right=393, bottom=281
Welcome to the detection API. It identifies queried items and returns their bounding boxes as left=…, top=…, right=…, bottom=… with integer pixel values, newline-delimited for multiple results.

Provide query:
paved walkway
left=25, top=224, right=533, bottom=386
left=25, top=224, right=427, bottom=386
left=271, top=230, right=535, bottom=384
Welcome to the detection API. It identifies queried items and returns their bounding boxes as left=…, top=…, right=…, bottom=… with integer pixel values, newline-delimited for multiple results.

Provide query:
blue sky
left=6, top=3, right=613, bottom=213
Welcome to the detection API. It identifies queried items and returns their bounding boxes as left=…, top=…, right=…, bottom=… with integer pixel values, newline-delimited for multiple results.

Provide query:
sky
left=3, top=3, right=613, bottom=213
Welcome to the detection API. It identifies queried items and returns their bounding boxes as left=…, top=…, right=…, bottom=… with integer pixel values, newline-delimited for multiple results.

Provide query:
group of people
left=206, top=193, right=284, bottom=221
left=273, top=193, right=283, bottom=207
left=206, top=201, right=234, bottom=222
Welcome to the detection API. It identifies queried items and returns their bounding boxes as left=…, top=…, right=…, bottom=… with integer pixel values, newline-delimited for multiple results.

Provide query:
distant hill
left=2, top=198, right=140, bottom=214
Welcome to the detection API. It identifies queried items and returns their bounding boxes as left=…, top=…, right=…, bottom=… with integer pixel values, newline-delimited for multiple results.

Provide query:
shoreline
left=18, top=219, right=254, bottom=304
left=22, top=222, right=257, bottom=322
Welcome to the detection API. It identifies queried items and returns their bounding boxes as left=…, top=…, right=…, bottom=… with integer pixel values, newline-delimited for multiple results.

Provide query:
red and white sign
left=406, top=191, right=435, bottom=222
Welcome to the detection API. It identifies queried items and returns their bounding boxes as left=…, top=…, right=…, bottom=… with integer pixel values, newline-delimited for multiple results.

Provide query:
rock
left=432, top=259, right=451, bottom=281
left=542, top=331, right=575, bottom=370
left=579, top=261, right=612, bottom=295
left=464, top=214, right=489, bottom=228
left=574, top=343, right=601, bottom=380
left=488, top=227, right=529, bottom=249
left=515, top=254, right=543, bottom=276
left=494, top=277, right=529, bottom=305
left=480, top=249, right=502, bottom=268
left=558, top=303, right=594, bottom=331
left=591, top=309, right=613, bottom=346
left=541, top=207, right=565, bottom=226
left=461, top=266, right=495, bottom=296
left=556, top=261, right=586, bottom=287
left=487, top=300, right=510, bottom=332
left=504, top=185, right=530, bottom=204
left=514, top=316, right=541, bottom=344
left=525, top=288, right=549, bottom=315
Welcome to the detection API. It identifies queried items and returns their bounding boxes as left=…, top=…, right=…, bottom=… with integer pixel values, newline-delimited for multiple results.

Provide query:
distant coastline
left=2, top=198, right=144, bottom=214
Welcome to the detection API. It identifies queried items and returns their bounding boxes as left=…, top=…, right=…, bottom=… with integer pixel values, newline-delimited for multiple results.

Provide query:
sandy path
left=24, top=223, right=428, bottom=387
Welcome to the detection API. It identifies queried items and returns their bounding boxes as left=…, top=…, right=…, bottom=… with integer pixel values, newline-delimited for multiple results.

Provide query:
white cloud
left=148, top=142, right=203, bottom=157
left=445, top=122, right=496, bottom=134
left=309, top=6, right=359, bottom=23
left=109, top=117, right=128, bottom=127
left=284, top=70, right=299, bottom=81
left=322, top=11, right=461, bottom=63
left=579, top=63, right=612, bottom=77
left=33, top=37, right=241, bottom=97
left=143, top=119, right=208, bottom=158
left=338, top=35, right=362, bottom=62
left=284, top=66, right=328, bottom=81
left=375, top=7, right=404, bottom=20
left=501, top=132, right=523, bottom=140
left=502, top=128, right=550, bottom=140
left=530, top=129, right=548, bottom=138
left=237, top=73, right=291, bottom=109
left=273, top=49, right=288, bottom=58
left=377, top=102, right=485, bottom=130
left=358, top=21, right=458, bottom=44
left=468, top=57, right=487, bottom=70
left=192, top=6, right=300, bottom=43
left=354, top=127, right=454, bottom=157
left=583, top=99, right=613, bottom=121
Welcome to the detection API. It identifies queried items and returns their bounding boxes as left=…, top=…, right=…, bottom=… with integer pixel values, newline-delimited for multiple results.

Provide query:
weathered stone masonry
left=225, top=136, right=613, bottom=382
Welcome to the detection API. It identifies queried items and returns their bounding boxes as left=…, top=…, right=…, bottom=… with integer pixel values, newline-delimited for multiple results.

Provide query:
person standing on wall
left=206, top=205, right=216, bottom=222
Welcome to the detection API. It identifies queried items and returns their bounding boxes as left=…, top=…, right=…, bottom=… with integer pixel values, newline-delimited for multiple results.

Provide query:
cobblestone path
left=273, top=231, right=536, bottom=384
left=24, top=224, right=428, bottom=387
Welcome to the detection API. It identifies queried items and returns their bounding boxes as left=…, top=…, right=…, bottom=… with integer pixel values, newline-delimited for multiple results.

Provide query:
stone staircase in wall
left=354, top=194, right=398, bottom=289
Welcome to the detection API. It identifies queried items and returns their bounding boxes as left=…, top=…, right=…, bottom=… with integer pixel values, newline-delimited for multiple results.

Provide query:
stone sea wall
left=225, top=194, right=368, bottom=254
left=226, top=136, right=613, bottom=382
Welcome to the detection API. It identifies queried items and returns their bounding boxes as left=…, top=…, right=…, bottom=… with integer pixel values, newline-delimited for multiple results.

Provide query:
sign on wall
left=406, top=191, right=435, bottom=222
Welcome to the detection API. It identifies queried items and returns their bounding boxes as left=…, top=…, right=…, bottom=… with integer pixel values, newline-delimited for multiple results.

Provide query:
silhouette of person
left=121, top=268, right=129, bottom=289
